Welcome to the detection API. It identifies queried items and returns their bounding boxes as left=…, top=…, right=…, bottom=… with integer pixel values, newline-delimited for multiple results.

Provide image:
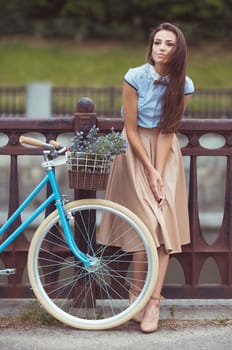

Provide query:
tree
left=0, top=0, right=231, bottom=40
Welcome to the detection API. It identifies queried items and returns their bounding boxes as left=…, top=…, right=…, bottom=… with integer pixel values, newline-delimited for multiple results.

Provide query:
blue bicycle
left=0, top=136, right=158, bottom=330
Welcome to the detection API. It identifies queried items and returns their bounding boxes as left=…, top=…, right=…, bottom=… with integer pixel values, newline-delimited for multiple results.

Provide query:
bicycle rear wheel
left=28, top=199, right=158, bottom=330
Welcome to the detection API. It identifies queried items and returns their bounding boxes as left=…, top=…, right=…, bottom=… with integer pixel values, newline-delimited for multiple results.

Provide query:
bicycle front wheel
left=28, top=199, right=158, bottom=330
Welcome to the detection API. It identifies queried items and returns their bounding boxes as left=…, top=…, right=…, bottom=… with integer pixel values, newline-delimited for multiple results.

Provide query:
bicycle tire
left=28, top=199, right=158, bottom=330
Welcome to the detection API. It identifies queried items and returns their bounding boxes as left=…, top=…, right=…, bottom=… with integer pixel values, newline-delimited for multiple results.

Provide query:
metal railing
left=0, top=86, right=232, bottom=118
left=0, top=98, right=232, bottom=298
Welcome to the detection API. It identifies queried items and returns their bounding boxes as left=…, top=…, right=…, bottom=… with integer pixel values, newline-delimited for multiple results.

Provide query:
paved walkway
left=0, top=299, right=232, bottom=350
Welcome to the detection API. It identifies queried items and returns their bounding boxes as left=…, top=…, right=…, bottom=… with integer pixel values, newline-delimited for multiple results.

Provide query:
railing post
left=73, top=97, right=97, bottom=200
left=74, top=97, right=97, bottom=199
left=4, top=139, right=29, bottom=296
left=73, top=96, right=97, bottom=203
left=73, top=97, right=96, bottom=133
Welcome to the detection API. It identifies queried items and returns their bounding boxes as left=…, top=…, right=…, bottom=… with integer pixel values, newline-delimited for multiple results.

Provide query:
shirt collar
left=148, top=63, right=169, bottom=85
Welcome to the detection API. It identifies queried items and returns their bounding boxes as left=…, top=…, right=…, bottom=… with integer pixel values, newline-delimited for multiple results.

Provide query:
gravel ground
left=1, top=299, right=232, bottom=350
left=0, top=322, right=232, bottom=350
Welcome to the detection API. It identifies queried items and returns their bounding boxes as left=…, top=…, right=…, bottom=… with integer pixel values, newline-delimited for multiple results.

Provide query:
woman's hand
left=147, top=167, right=166, bottom=208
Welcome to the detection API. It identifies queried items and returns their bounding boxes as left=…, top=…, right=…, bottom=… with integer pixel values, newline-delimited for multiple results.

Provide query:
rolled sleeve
left=184, top=76, right=195, bottom=95
left=124, top=68, right=138, bottom=90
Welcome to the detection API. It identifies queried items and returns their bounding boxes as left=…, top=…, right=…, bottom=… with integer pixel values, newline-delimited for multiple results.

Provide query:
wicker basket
left=66, top=151, right=112, bottom=190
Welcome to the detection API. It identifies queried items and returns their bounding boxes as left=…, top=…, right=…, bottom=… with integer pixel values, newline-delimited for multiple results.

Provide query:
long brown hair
left=147, top=22, right=187, bottom=133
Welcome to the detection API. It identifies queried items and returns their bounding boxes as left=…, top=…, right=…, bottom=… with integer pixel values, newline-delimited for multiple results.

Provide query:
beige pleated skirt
left=98, top=127, right=190, bottom=254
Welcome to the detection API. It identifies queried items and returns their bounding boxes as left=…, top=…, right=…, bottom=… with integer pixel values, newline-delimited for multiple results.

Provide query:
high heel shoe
left=140, top=296, right=164, bottom=333
left=129, top=289, right=145, bottom=323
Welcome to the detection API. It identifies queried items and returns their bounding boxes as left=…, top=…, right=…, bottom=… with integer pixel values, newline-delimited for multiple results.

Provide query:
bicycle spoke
left=28, top=199, right=157, bottom=330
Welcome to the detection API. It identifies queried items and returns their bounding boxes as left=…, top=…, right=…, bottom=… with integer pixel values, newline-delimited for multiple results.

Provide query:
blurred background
left=0, top=0, right=232, bottom=119
left=0, top=0, right=232, bottom=117
left=1, top=0, right=232, bottom=42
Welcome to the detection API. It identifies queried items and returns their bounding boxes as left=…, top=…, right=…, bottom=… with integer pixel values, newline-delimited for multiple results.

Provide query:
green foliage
left=0, top=0, right=232, bottom=41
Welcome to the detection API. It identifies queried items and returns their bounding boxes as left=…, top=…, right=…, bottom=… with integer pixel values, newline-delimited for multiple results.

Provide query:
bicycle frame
left=0, top=156, right=91, bottom=267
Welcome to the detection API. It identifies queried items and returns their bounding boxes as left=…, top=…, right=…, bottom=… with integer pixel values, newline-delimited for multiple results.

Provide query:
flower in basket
left=67, top=126, right=126, bottom=174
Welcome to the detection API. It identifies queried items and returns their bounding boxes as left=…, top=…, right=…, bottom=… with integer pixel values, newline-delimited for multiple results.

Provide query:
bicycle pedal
left=0, top=268, right=16, bottom=275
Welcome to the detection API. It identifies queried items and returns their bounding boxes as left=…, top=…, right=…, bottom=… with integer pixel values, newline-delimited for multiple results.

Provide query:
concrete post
left=26, top=82, right=52, bottom=118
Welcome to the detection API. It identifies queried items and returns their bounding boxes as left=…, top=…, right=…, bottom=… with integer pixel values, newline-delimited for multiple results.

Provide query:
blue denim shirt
left=122, top=63, right=195, bottom=128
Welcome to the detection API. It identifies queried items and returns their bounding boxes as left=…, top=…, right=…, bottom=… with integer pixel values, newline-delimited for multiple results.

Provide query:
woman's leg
left=129, top=251, right=148, bottom=322
left=131, top=251, right=148, bottom=293
left=140, top=245, right=169, bottom=332
left=151, top=245, right=169, bottom=297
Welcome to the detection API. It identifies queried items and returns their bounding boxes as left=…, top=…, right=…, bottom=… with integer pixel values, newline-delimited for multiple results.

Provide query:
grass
left=0, top=36, right=232, bottom=88
left=1, top=312, right=232, bottom=330
left=18, top=300, right=61, bottom=327
left=0, top=37, right=144, bottom=87
left=187, top=42, right=232, bottom=89
left=169, top=305, right=176, bottom=318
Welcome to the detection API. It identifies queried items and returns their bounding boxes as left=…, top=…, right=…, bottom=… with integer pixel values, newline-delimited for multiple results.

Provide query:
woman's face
left=152, top=29, right=176, bottom=66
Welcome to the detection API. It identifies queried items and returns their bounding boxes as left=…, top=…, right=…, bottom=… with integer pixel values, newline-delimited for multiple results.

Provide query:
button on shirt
left=122, top=63, right=195, bottom=128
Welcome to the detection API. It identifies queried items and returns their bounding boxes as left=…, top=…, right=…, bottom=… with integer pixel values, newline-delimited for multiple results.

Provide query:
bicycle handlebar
left=19, top=136, right=66, bottom=156
left=49, top=139, right=61, bottom=149
left=20, top=136, right=45, bottom=148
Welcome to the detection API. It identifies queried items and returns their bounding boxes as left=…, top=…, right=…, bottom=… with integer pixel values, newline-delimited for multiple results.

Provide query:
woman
left=99, top=22, right=194, bottom=333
